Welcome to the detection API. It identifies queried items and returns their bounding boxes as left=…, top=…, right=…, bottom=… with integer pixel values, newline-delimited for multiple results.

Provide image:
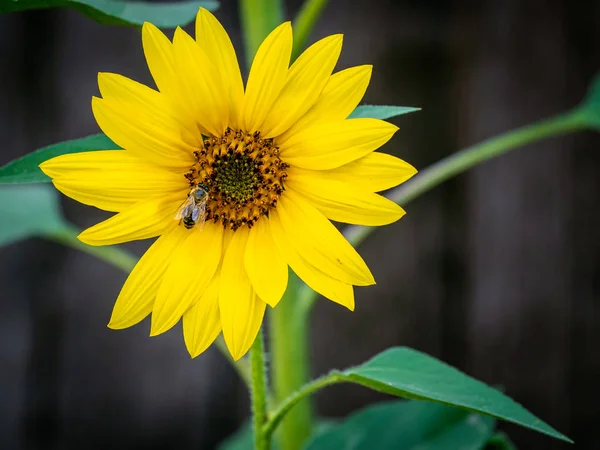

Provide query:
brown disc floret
left=184, top=128, right=289, bottom=231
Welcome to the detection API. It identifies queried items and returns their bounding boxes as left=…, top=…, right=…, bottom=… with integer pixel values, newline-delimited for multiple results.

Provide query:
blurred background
left=1, top=0, right=599, bottom=448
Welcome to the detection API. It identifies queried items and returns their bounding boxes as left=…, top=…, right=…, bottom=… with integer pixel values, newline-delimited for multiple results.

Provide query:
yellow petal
left=97, top=72, right=201, bottom=149
left=241, top=22, right=292, bottom=133
left=172, top=27, right=229, bottom=136
left=260, top=34, right=343, bottom=138
left=219, top=227, right=266, bottom=361
left=311, top=151, right=417, bottom=192
left=275, top=190, right=374, bottom=286
left=78, top=193, right=182, bottom=246
left=286, top=170, right=406, bottom=226
left=222, top=227, right=235, bottom=254
left=195, top=8, right=244, bottom=129
left=39, top=149, right=161, bottom=178
left=280, top=118, right=398, bottom=170
left=244, top=217, right=288, bottom=307
left=98, top=72, right=160, bottom=106
left=151, top=222, right=224, bottom=336
left=269, top=209, right=354, bottom=310
left=50, top=181, right=128, bottom=213
left=92, top=97, right=196, bottom=170
left=142, top=22, right=178, bottom=94
left=183, top=273, right=222, bottom=358
left=40, top=150, right=187, bottom=212
left=108, top=224, right=188, bottom=329
left=142, top=22, right=201, bottom=133
left=278, top=65, right=372, bottom=144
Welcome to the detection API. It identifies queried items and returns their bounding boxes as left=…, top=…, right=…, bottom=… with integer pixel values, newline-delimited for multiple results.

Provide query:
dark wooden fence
left=1, top=1, right=598, bottom=449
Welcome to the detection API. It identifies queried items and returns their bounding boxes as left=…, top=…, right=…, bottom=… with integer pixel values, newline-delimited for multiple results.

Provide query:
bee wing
left=194, top=201, right=208, bottom=230
left=174, top=196, right=193, bottom=220
left=191, top=205, right=201, bottom=222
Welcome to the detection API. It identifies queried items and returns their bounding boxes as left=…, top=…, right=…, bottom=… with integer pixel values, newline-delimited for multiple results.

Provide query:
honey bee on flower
left=39, top=8, right=417, bottom=361
left=174, top=184, right=208, bottom=229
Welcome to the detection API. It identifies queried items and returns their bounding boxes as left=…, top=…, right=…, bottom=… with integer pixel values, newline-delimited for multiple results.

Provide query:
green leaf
left=579, top=72, right=600, bottom=130
left=218, top=421, right=337, bottom=450
left=0, top=0, right=219, bottom=28
left=349, top=105, right=420, bottom=120
left=340, top=347, right=571, bottom=443
left=0, top=134, right=118, bottom=185
left=486, top=431, right=518, bottom=450
left=217, top=423, right=254, bottom=450
left=305, top=400, right=495, bottom=450
left=0, top=184, right=65, bottom=247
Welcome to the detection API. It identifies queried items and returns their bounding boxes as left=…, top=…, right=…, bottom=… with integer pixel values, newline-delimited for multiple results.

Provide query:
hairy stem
left=264, top=371, right=345, bottom=440
left=250, top=328, right=269, bottom=450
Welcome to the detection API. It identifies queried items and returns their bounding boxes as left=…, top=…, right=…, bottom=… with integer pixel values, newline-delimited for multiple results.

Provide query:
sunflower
left=39, top=8, right=417, bottom=360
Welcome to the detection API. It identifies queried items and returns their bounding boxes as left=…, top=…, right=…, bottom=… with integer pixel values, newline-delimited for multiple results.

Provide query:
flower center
left=184, top=128, right=288, bottom=230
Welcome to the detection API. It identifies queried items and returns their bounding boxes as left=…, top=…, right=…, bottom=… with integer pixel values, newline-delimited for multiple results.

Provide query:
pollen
left=185, top=128, right=289, bottom=230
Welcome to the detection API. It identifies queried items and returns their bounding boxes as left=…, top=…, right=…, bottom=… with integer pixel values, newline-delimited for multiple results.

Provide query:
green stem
left=250, top=328, right=269, bottom=450
left=263, top=371, right=344, bottom=440
left=345, top=110, right=587, bottom=246
left=291, top=0, right=329, bottom=61
left=298, top=109, right=588, bottom=305
left=49, top=223, right=137, bottom=273
left=239, top=0, right=285, bottom=70
left=269, top=272, right=313, bottom=450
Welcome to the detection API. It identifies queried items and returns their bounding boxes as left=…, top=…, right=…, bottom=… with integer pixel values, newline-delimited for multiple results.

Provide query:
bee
left=174, top=185, right=208, bottom=229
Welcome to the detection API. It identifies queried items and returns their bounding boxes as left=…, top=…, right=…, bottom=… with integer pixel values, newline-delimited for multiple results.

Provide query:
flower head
left=40, top=9, right=417, bottom=360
